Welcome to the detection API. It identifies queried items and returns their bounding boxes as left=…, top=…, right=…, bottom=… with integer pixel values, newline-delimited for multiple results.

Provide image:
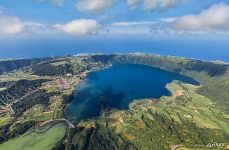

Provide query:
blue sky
left=1, top=0, right=229, bottom=36
left=0, top=0, right=229, bottom=59
left=0, top=0, right=212, bottom=22
left=0, top=0, right=224, bottom=21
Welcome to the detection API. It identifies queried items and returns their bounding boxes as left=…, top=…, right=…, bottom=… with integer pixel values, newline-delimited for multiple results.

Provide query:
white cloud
left=36, top=0, right=65, bottom=6
left=76, top=0, right=115, bottom=13
left=0, top=13, right=46, bottom=35
left=54, top=19, right=103, bottom=35
left=159, top=17, right=176, bottom=23
left=110, top=21, right=160, bottom=35
left=160, top=0, right=184, bottom=9
left=127, top=0, right=139, bottom=10
left=112, top=21, right=158, bottom=27
left=143, top=0, right=158, bottom=11
left=145, top=3, right=229, bottom=36
left=173, top=3, right=229, bottom=31
left=0, top=15, right=25, bottom=35
left=51, top=0, right=65, bottom=6
left=24, top=21, right=47, bottom=33
left=71, top=2, right=229, bottom=37
left=126, top=0, right=185, bottom=11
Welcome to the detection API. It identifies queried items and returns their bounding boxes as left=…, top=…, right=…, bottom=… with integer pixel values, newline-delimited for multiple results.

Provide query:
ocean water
left=0, top=35, right=229, bottom=61
left=65, top=64, right=199, bottom=122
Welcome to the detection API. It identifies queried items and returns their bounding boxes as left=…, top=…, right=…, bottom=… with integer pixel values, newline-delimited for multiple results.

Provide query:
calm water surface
left=65, top=64, right=199, bottom=121
left=1, top=36, right=229, bottom=61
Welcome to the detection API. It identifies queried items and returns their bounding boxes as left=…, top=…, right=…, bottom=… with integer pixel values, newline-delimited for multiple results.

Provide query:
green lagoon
left=0, top=122, right=67, bottom=150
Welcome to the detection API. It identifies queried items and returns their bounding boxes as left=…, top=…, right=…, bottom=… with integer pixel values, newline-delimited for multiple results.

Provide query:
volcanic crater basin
left=65, top=64, right=199, bottom=121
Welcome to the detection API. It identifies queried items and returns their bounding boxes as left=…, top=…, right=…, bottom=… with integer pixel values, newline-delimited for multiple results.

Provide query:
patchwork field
left=0, top=54, right=228, bottom=150
left=65, top=81, right=229, bottom=149
left=159, top=81, right=229, bottom=134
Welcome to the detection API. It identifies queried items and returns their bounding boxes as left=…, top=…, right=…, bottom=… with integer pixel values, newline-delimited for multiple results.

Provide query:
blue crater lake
left=66, top=64, right=199, bottom=122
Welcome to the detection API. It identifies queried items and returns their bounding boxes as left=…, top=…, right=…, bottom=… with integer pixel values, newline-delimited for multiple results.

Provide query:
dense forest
left=0, top=79, right=48, bottom=104
left=55, top=111, right=227, bottom=150
left=0, top=81, right=15, bottom=89
left=198, top=78, right=229, bottom=113
left=90, top=54, right=227, bottom=76
left=0, top=121, right=35, bottom=143
left=185, top=60, right=228, bottom=76
left=32, top=60, right=73, bottom=76
left=0, top=58, right=52, bottom=75
left=11, top=89, right=54, bottom=116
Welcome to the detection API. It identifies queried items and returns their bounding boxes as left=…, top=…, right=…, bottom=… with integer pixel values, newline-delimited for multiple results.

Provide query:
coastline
left=1, top=52, right=229, bottom=64
left=62, top=63, right=113, bottom=125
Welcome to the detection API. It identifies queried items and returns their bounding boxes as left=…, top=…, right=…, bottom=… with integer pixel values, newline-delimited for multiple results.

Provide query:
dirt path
left=171, top=145, right=184, bottom=150
left=40, top=118, right=74, bottom=128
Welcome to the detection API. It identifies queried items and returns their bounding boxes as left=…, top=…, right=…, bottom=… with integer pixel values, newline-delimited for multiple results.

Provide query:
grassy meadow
left=0, top=122, right=67, bottom=150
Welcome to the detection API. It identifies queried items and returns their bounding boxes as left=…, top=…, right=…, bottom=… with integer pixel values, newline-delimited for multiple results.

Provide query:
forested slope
left=0, top=58, right=52, bottom=75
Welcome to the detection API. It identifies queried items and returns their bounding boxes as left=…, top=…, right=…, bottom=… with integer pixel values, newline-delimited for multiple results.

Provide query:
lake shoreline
left=65, top=63, right=199, bottom=122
